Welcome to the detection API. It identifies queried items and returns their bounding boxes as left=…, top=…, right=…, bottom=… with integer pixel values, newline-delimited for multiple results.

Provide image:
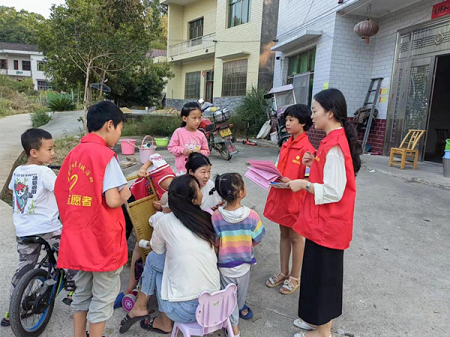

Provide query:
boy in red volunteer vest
left=287, top=89, right=361, bottom=337
left=264, top=104, right=315, bottom=295
left=55, top=101, right=131, bottom=337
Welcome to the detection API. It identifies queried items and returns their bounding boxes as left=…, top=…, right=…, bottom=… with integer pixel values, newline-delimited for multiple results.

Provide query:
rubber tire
left=218, top=143, right=232, bottom=161
left=10, top=268, right=55, bottom=337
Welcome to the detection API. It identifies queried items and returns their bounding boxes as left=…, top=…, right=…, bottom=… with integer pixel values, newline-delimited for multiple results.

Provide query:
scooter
left=198, top=100, right=238, bottom=161
left=264, top=84, right=297, bottom=147
left=242, top=120, right=257, bottom=146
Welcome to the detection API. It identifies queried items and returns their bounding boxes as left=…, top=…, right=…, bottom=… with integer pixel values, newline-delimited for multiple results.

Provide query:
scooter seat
left=206, top=124, right=216, bottom=132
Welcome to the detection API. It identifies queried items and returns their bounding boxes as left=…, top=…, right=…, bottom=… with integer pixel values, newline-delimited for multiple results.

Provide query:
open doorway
left=425, top=55, right=450, bottom=162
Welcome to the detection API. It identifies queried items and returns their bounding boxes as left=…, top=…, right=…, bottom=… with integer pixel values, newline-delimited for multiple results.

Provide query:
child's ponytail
left=214, top=173, right=245, bottom=202
left=314, top=88, right=362, bottom=175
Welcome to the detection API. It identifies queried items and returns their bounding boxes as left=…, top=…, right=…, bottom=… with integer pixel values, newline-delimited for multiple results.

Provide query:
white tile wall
left=274, top=0, right=444, bottom=120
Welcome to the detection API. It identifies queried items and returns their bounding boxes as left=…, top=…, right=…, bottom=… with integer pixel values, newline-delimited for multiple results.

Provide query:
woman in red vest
left=264, top=104, right=315, bottom=295
left=287, top=89, right=361, bottom=337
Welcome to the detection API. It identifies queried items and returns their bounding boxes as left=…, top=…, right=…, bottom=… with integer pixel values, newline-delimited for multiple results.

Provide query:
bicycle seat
left=21, top=236, right=48, bottom=245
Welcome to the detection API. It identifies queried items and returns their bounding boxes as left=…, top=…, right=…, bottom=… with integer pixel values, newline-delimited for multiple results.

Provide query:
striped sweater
left=212, top=207, right=266, bottom=269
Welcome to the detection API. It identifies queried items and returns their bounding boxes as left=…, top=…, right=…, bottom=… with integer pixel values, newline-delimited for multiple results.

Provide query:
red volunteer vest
left=293, top=128, right=356, bottom=250
left=55, top=134, right=128, bottom=272
left=264, top=133, right=315, bottom=227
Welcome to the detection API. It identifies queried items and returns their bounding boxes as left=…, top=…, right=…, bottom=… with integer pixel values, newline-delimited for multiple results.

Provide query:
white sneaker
left=293, top=318, right=315, bottom=331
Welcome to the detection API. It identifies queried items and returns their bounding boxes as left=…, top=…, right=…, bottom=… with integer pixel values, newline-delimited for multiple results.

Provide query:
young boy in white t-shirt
left=2, top=128, right=75, bottom=327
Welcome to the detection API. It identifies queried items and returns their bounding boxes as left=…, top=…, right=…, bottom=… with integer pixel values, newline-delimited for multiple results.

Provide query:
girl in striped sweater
left=212, top=173, right=266, bottom=337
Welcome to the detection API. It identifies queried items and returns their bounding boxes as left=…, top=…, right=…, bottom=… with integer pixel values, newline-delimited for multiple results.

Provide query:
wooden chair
left=389, top=130, right=426, bottom=170
left=126, top=175, right=159, bottom=260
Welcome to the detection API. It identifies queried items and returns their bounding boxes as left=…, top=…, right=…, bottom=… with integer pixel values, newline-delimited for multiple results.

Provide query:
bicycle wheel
left=10, top=268, right=56, bottom=337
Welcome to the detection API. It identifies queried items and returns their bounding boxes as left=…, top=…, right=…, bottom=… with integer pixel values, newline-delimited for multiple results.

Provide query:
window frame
left=0, top=59, right=6, bottom=69
left=189, top=17, right=204, bottom=45
left=37, top=80, right=53, bottom=91
left=37, top=61, right=46, bottom=72
left=184, top=71, right=201, bottom=100
left=287, top=48, right=316, bottom=105
left=228, top=0, right=252, bottom=28
left=222, top=59, right=248, bottom=97
left=22, top=60, right=31, bottom=71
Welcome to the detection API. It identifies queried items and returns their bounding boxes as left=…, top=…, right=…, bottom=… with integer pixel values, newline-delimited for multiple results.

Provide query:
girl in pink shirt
left=168, top=102, right=210, bottom=173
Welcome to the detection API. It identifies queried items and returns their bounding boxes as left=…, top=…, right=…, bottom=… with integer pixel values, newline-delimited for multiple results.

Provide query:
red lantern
left=354, top=18, right=379, bottom=43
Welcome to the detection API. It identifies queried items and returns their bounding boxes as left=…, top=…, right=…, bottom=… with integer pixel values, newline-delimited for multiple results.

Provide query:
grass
left=53, top=136, right=80, bottom=166
left=31, top=110, right=52, bottom=127
left=122, top=115, right=180, bottom=138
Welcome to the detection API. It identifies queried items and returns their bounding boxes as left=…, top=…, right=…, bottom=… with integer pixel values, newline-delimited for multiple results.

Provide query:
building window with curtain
left=189, top=18, right=204, bottom=46
left=287, top=48, right=316, bottom=105
left=222, top=59, right=248, bottom=97
left=185, top=71, right=201, bottom=99
left=228, top=0, right=252, bottom=28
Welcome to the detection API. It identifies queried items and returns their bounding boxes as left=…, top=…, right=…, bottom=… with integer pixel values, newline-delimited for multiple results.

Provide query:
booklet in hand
left=245, top=160, right=283, bottom=189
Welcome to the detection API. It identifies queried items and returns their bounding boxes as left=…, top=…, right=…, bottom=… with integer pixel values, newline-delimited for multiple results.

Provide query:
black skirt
left=298, top=239, right=344, bottom=325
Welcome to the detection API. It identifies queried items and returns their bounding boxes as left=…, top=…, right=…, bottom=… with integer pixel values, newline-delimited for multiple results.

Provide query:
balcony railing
left=168, top=33, right=216, bottom=58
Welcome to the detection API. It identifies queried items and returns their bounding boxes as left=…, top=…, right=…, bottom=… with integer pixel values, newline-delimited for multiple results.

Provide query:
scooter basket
left=213, top=109, right=231, bottom=123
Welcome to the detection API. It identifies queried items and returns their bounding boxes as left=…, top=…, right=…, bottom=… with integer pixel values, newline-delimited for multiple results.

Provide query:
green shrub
left=31, top=110, right=52, bottom=127
left=48, top=95, right=76, bottom=111
left=232, top=87, right=270, bottom=136
left=122, top=115, right=180, bottom=137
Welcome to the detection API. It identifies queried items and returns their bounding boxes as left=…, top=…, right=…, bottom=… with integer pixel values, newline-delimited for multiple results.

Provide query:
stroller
left=264, top=84, right=297, bottom=147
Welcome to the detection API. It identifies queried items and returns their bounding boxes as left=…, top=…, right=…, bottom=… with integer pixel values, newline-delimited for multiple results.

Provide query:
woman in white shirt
left=185, top=152, right=222, bottom=213
left=119, top=175, right=220, bottom=334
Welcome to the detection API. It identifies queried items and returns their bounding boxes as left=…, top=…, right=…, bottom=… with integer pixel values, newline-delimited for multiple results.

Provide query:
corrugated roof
left=0, top=42, right=39, bottom=52
left=147, top=49, right=167, bottom=58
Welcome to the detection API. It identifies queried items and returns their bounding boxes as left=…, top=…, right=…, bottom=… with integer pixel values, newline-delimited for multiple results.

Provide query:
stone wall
left=165, top=98, right=194, bottom=111
left=213, top=96, right=244, bottom=113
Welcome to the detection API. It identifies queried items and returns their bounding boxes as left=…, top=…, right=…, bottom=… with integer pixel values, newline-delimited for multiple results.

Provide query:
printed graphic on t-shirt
left=185, top=140, right=200, bottom=152
left=13, top=174, right=38, bottom=214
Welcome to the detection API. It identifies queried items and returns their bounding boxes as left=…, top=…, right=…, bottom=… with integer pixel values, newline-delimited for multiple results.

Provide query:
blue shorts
left=140, top=251, right=199, bottom=323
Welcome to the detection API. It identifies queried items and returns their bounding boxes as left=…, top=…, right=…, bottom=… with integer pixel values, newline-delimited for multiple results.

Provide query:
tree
left=38, top=0, right=150, bottom=131
left=0, top=6, right=45, bottom=44
left=106, top=59, right=173, bottom=107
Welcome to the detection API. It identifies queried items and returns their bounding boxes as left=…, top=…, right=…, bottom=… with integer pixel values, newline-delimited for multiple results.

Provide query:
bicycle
left=9, top=235, right=71, bottom=337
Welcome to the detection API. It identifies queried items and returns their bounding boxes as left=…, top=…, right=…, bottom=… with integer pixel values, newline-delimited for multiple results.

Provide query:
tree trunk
left=99, top=69, right=106, bottom=101
left=82, top=61, right=92, bottom=133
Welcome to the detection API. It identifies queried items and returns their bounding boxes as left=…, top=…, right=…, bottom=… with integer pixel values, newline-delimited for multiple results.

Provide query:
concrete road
left=1, top=141, right=449, bottom=337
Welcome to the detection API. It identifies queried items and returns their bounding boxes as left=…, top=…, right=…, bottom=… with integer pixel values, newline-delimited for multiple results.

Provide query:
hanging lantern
left=354, top=5, right=379, bottom=44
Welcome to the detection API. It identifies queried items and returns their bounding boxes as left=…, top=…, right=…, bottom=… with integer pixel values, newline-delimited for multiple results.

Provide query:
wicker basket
left=126, top=175, right=159, bottom=260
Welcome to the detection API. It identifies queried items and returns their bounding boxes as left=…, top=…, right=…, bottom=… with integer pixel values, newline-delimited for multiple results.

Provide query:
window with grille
left=228, top=0, right=252, bottom=28
left=22, top=61, right=31, bottom=71
left=222, top=59, right=248, bottom=97
left=189, top=18, right=204, bottom=46
left=287, top=48, right=316, bottom=105
left=0, top=59, right=6, bottom=69
left=37, top=80, right=53, bottom=91
left=185, top=72, right=201, bottom=99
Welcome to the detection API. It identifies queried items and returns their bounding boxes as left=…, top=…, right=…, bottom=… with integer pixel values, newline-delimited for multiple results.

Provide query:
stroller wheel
left=122, top=294, right=137, bottom=312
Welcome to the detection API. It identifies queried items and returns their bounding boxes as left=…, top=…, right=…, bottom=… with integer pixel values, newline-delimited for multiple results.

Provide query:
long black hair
left=313, top=88, right=362, bottom=175
left=168, top=175, right=215, bottom=247
left=185, top=152, right=211, bottom=173
left=215, top=173, right=245, bottom=203
left=284, top=104, right=313, bottom=131
left=180, top=102, right=201, bottom=127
